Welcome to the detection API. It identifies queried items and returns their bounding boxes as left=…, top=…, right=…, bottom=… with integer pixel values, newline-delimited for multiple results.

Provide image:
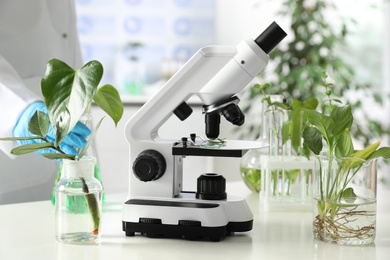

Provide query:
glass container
left=55, top=157, right=102, bottom=245
left=51, top=115, right=106, bottom=205
left=313, top=155, right=377, bottom=245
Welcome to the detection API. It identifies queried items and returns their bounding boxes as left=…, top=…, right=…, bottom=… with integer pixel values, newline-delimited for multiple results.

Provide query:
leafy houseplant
left=0, top=58, right=124, bottom=241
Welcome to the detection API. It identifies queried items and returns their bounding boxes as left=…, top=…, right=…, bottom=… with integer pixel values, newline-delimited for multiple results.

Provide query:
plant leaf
left=41, top=153, right=76, bottom=160
left=272, top=102, right=289, bottom=110
left=10, top=142, right=55, bottom=155
left=28, top=110, right=50, bottom=137
left=335, top=129, right=354, bottom=157
left=341, top=187, right=357, bottom=203
left=331, top=105, right=353, bottom=137
left=78, top=117, right=105, bottom=159
left=93, top=84, right=124, bottom=126
left=303, top=97, right=319, bottom=110
left=0, top=136, right=43, bottom=141
left=54, top=105, right=71, bottom=147
left=303, top=126, right=323, bottom=155
left=41, top=59, right=103, bottom=145
left=367, top=147, right=390, bottom=160
left=282, top=120, right=291, bottom=145
left=301, top=142, right=312, bottom=159
left=353, top=140, right=381, bottom=160
left=303, top=109, right=333, bottom=145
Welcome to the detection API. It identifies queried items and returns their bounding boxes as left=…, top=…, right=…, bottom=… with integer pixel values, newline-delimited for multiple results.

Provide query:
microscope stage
left=173, top=140, right=267, bottom=158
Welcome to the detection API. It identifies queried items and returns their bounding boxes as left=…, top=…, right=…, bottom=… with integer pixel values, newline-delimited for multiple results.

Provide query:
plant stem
left=80, top=177, right=100, bottom=235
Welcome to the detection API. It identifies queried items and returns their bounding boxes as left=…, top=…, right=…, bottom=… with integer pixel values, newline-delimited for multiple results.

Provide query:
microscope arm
left=125, top=22, right=286, bottom=144
left=125, top=45, right=239, bottom=143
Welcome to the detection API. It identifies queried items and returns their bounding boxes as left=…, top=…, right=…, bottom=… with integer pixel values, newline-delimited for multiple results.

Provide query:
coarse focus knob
left=133, top=150, right=166, bottom=182
left=196, top=173, right=227, bottom=200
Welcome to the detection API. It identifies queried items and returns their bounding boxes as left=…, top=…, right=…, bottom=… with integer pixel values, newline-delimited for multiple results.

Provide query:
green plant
left=302, top=79, right=390, bottom=242
left=241, top=83, right=318, bottom=194
left=0, top=58, right=124, bottom=235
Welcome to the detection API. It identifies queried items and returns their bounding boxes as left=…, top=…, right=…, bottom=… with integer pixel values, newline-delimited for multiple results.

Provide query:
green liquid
left=240, top=167, right=261, bottom=193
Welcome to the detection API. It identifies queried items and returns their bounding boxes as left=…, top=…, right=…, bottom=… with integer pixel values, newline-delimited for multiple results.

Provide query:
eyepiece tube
left=205, top=112, right=220, bottom=139
left=255, top=21, right=287, bottom=54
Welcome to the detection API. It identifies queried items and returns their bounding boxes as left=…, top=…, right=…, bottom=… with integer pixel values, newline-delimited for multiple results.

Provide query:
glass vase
left=55, top=157, right=103, bottom=244
left=313, top=155, right=377, bottom=245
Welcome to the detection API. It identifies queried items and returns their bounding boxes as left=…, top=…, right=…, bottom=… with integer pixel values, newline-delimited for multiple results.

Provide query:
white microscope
left=122, top=21, right=286, bottom=241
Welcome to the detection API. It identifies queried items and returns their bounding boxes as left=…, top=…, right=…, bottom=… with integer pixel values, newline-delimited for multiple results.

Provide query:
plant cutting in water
left=0, top=59, right=124, bottom=236
left=302, top=73, right=390, bottom=243
left=241, top=82, right=317, bottom=194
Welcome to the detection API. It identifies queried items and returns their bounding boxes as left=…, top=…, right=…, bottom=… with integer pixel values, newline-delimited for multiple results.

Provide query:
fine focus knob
left=196, top=173, right=227, bottom=200
left=133, top=150, right=166, bottom=182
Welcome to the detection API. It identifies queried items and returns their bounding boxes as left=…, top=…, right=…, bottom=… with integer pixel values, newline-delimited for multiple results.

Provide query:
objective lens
left=205, top=112, right=220, bottom=139
left=222, top=104, right=245, bottom=126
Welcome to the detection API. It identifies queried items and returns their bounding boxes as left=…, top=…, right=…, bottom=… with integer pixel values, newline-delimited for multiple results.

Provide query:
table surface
left=1, top=182, right=390, bottom=260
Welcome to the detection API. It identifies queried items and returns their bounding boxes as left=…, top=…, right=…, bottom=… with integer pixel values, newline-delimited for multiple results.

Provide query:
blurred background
left=77, top=0, right=389, bottom=194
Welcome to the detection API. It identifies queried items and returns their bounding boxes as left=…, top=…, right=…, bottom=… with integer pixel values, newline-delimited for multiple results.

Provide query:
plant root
left=313, top=208, right=375, bottom=243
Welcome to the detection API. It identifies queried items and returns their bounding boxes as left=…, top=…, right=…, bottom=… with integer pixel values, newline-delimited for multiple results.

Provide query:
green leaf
left=367, top=147, right=390, bottom=160
left=303, top=126, right=323, bottom=155
left=301, top=142, right=312, bottom=159
left=41, top=153, right=76, bottom=160
left=290, top=100, right=304, bottom=153
left=253, top=83, right=270, bottom=90
left=303, top=109, right=334, bottom=145
left=282, top=120, right=291, bottom=145
left=10, top=142, right=55, bottom=155
left=28, top=111, right=50, bottom=137
left=41, top=59, right=103, bottom=146
left=78, top=117, right=105, bottom=159
left=54, top=106, right=71, bottom=147
left=331, top=105, right=353, bottom=137
left=353, top=140, right=381, bottom=160
left=93, top=84, right=124, bottom=126
left=291, top=109, right=302, bottom=153
left=271, top=101, right=289, bottom=110
left=0, top=136, right=43, bottom=141
left=335, top=129, right=354, bottom=158
left=303, top=97, right=319, bottom=110
left=291, top=99, right=303, bottom=110
left=341, top=187, right=357, bottom=203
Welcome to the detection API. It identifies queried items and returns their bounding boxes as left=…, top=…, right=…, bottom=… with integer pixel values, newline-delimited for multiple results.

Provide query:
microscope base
left=122, top=194, right=253, bottom=241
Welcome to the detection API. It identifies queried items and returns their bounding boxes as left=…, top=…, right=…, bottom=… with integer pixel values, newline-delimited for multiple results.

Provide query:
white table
left=1, top=182, right=390, bottom=260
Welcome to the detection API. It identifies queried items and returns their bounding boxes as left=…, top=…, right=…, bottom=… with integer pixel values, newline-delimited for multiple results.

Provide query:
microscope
left=122, top=22, right=286, bottom=241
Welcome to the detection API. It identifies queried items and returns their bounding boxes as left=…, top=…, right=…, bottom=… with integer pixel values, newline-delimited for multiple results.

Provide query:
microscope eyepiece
left=255, top=21, right=287, bottom=54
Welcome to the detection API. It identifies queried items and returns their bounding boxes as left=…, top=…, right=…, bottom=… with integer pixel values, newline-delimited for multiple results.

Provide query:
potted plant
left=0, top=58, right=124, bottom=244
